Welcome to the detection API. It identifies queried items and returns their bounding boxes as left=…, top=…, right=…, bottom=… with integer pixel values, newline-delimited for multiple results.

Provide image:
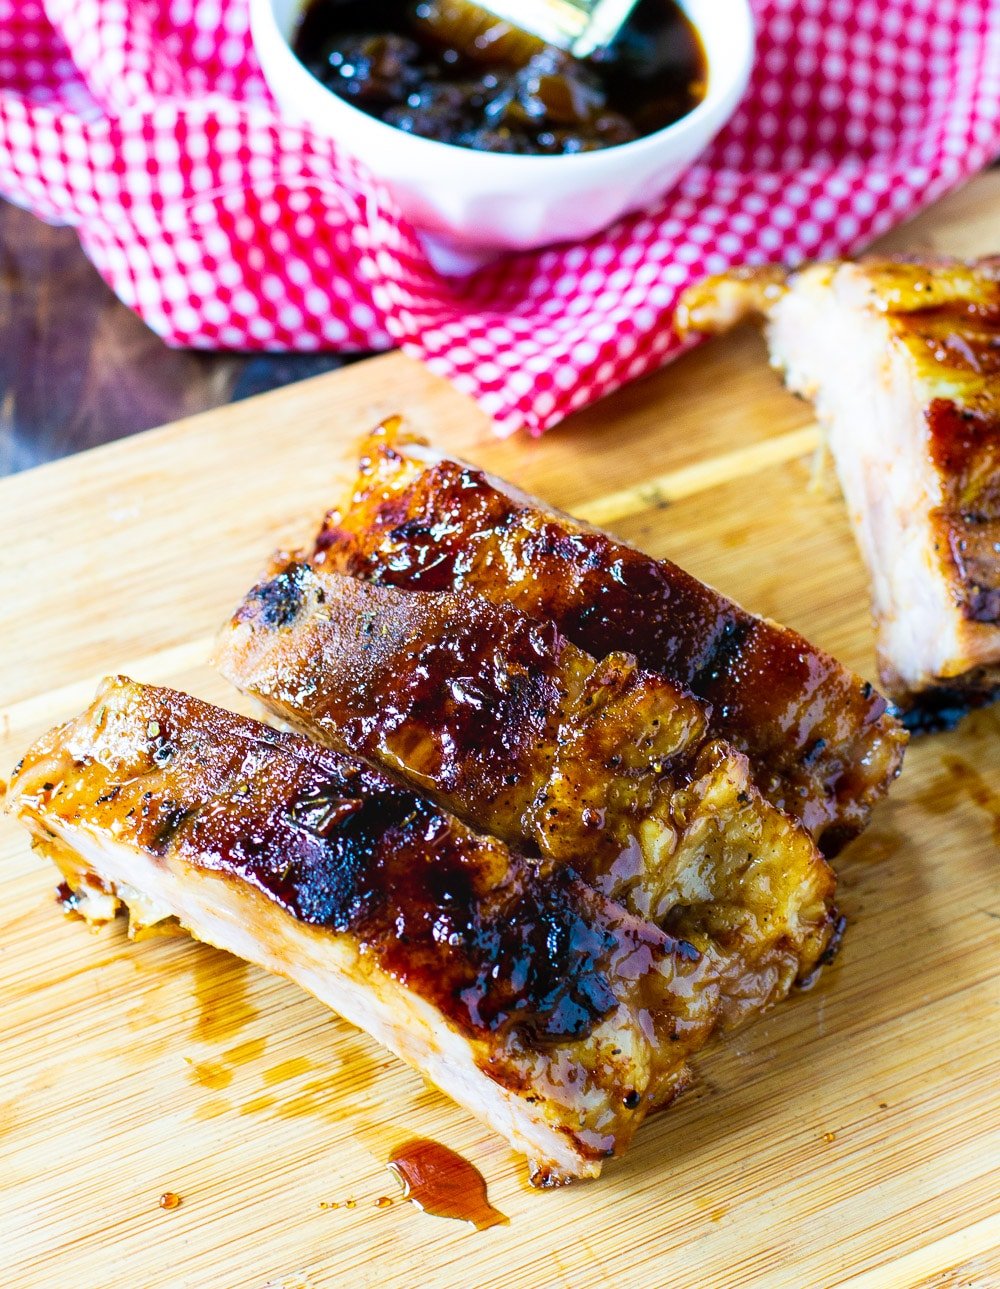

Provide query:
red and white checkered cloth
left=1, top=1, right=999, bottom=435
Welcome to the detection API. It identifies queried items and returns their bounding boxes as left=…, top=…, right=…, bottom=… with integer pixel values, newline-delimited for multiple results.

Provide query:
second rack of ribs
left=218, top=560, right=840, bottom=1029
left=302, top=423, right=906, bottom=854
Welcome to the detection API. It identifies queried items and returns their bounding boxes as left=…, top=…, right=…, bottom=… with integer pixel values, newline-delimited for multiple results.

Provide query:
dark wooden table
left=0, top=198, right=361, bottom=476
left=6, top=169, right=996, bottom=480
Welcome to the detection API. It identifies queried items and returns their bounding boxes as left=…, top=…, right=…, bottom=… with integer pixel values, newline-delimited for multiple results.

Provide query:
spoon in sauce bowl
left=292, top=0, right=707, bottom=156
left=253, top=0, right=754, bottom=258
left=432, top=0, right=642, bottom=60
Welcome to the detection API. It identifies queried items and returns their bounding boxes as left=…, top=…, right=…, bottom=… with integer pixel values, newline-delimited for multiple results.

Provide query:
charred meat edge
left=8, top=676, right=733, bottom=1184
left=307, top=419, right=906, bottom=853
left=217, top=560, right=839, bottom=1029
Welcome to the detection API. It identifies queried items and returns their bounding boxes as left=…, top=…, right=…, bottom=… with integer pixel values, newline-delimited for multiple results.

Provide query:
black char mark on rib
left=691, top=618, right=754, bottom=693
left=894, top=684, right=1000, bottom=733
left=238, top=562, right=314, bottom=629
left=168, top=739, right=638, bottom=1044
left=456, top=869, right=621, bottom=1041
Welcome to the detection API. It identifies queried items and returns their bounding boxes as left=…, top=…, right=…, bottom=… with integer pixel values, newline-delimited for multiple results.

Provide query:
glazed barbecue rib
left=307, top=420, right=906, bottom=852
left=7, top=678, right=735, bottom=1184
left=677, top=258, right=1000, bottom=724
left=217, top=562, right=838, bottom=1027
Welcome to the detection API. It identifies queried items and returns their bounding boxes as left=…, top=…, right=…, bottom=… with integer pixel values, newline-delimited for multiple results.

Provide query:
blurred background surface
left=0, top=198, right=359, bottom=476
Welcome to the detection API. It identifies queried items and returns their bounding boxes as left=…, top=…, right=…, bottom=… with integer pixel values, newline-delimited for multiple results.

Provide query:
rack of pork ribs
left=8, top=421, right=906, bottom=1184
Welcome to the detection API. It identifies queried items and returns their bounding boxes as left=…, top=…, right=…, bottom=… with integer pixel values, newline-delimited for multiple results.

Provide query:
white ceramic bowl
left=251, top=0, right=754, bottom=266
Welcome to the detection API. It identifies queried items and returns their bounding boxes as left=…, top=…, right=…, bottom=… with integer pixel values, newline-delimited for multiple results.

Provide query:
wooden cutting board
left=3, top=174, right=999, bottom=1289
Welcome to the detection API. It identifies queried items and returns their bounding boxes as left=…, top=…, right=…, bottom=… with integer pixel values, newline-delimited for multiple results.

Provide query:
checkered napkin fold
left=1, top=0, right=999, bottom=435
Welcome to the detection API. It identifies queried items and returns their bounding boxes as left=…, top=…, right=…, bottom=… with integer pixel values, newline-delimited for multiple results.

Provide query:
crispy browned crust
left=219, top=561, right=709, bottom=860
left=308, top=423, right=905, bottom=853
left=8, top=677, right=728, bottom=1167
left=223, top=560, right=612, bottom=847
left=217, top=562, right=839, bottom=1020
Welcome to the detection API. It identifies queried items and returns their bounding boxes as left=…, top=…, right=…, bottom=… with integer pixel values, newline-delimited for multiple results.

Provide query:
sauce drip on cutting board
left=387, top=1138, right=509, bottom=1230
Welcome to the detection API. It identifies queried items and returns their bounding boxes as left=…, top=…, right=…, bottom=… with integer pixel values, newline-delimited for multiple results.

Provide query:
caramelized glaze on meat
left=217, top=563, right=838, bottom=1027
left=9, top=677, right=736, bottom=1182
left=678, top=257, right=1000, bottom=723
left=308, top=421, right=906, bottom=850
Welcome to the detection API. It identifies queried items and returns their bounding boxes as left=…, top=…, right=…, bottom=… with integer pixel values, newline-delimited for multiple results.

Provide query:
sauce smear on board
left=387, top=1138, right=509, bottom=1230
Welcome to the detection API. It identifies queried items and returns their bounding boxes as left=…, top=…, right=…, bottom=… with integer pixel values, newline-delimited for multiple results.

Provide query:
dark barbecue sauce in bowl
left=292, top=0, right=707, bottom=154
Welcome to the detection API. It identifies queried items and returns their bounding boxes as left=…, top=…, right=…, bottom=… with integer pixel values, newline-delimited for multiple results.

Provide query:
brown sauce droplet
left=822, top=1131, right=836, bottom=1143
left=263, top=1055, right=315, bottom=1085
left=387, top=1139, right=509, bottom=1231
left=190, top=953, right=259, bottom=1044
left=189, top=1058, right=234, bottom=1091
left=272, top=1077, right=341, bottom=1121
left=192, top=1096, right=232, bottom=1121
left=374, top=1196, right=393, bottom=1209
left=941, top=755, right=1000, bottom=843
left=158, top=1191, right=182, bottom=1210
left=238, top=1093, right=277, bottom=1116
left=224, top=1035, right=268, bottom=1065
left=858, top=827, right=904, bottom=865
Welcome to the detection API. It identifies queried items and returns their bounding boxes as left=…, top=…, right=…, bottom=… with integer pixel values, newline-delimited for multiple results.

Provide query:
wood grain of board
left=3, top=175, right=1000, bottom=1289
